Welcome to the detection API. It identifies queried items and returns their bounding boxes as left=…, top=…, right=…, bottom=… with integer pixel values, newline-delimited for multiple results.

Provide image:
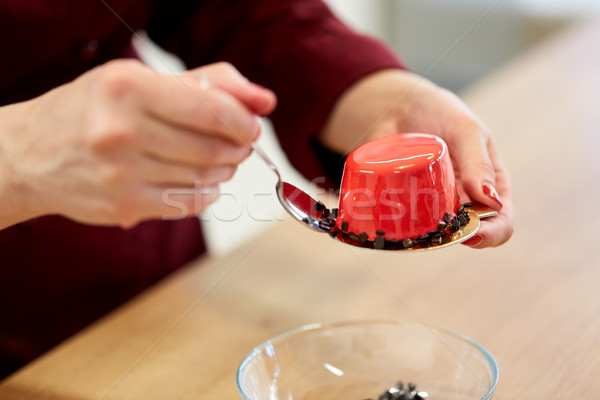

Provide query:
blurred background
left=136, top=0, right=600, bottom=255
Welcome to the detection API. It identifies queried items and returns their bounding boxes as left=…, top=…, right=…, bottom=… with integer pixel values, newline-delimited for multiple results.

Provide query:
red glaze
left=336, top=133, right=460, bottom=240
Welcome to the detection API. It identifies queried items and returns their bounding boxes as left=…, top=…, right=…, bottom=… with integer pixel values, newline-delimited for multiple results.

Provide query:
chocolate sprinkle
left=314, top=201, right=325, bottom=211
left=320, top=209, right=330, bottom=218
left=451, top=218, right=461, bottom=230
left=416, top=235, right=429, bottom=245
left=330, top=202, right=474, bottom=250
left=331, top=208, right=338, bottom=219
left=402, top=239, right=415, bottom=248
left=365, top=380, right=428, bottom=400
left=444, top=212, right=452, bottom=224
left=430, top=233, right=443, bottom=245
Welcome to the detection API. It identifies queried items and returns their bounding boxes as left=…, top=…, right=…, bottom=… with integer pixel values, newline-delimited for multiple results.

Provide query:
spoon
left=252, top=143, right=334, bottom=233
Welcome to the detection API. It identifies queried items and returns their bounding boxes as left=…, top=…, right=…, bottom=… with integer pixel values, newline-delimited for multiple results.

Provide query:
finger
left=447, top=124, right=502, bottom=212
left=183, top=62, right=277, bottom=116
left=139, top=74, right=260, bottom=146
left=463, top=157, right=514, bottom=248
left=137, top=117, right=252, bottom=167
left=129, top=185, right=221, bottom=225
left=138, top=157, right=237, bottom=187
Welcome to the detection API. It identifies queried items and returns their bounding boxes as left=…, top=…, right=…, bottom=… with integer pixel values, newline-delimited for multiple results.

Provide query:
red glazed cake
left=335, top=133, right=461, bottom=245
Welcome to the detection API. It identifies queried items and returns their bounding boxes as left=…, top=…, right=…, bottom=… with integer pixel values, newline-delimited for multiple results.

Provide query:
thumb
left=449, top=127, right=503, bottom=211
left=184, top=62, right=277, bottom=116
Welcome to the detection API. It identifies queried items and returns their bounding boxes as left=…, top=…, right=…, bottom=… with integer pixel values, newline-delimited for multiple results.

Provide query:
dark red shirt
left=0, top=0, right=403, bottom=378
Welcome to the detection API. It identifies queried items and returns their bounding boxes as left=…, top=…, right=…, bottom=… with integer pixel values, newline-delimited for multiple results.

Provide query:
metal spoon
left=252, top=143, right=334, bottom=233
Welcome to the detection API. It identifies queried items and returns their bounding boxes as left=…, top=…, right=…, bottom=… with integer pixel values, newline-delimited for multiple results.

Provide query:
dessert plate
left=329, top=203, right=498, bottom=252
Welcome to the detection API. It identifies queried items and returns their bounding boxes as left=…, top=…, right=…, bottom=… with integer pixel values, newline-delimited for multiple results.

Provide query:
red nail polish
left=464, top=234, right=484, bottom=247
left=482, top=182, right=503, bottom=209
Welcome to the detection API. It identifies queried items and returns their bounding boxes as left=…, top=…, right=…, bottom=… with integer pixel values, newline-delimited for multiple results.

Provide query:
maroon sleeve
left=148, top=0, right=405, bottom=184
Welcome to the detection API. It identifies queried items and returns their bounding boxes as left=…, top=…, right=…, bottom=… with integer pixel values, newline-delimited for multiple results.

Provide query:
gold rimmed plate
left=328, top=203, right=498, bottom=252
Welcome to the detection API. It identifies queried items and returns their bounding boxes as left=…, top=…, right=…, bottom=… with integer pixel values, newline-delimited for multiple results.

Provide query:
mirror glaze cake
left=335, top=133, right=461, bottom=246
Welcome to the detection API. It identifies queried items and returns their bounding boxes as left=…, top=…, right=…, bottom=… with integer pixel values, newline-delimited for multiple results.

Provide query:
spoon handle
left=252, top=143, right=281, bottom=180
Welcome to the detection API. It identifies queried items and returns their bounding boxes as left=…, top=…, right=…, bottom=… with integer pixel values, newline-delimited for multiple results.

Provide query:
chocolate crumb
left=451, top=218, right=461, bottom=230
left=402, top=239, right=414, bottom=248
left=431, top=234, right=443, bottom=245
left=331, top=208, right=338, bottom=218
left=458, top=213, right=468, bottom=225
left=341, top=221, right=348, bottom=232
left=313, top=201, right=325, bottom=211
left=358, top=232, right=368, bottom=242
left=374, top=236, right=385, bottom=249
left=376, top=230, right=385, bottom=237
left=370, top=380, right=427, bottom=400
left=416, top=235, right=429, bottom=245
left=320, top=209, right=330, bottom=218
left=444, top=212, right=452, bottom=224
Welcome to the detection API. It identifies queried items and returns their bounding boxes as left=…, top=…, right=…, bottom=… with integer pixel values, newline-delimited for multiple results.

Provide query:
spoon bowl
left=252, top=143, right=334, bottom=233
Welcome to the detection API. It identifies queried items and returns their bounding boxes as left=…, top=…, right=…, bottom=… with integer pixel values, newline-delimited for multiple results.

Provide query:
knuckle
left=205, top=138, right=231, bottom=162
left=87, top=124, right=137, bottom=151
left=97, top=165, right=126, bottom=185
left=214, top=61, right=236, bottom=73
left=477, top=160, right=496, bottom=180
left=94, top=60, right=144, bottom=101
left=202, top=99, right=229, bottom=131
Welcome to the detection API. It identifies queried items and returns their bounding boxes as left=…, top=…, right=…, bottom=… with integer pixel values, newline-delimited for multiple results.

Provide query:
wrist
left=318, top=69, right=438, bottom=154
left=0, top=102, right=41, bottom=229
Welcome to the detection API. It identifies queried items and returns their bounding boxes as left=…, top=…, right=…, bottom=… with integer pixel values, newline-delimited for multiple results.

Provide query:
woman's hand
left=319, top=69, right=513, bottom=248
left=0, top=60, right=276, bottom=229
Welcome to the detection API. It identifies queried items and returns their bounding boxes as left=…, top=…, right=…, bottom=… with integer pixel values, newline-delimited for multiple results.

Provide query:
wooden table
left=2, top=18, right=600, bottom=400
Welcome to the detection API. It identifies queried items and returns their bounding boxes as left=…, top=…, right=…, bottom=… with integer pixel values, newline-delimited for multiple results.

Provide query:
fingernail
left=482, top=182, right=503, bottom=209
left=464, top=234, right=484, bottom=247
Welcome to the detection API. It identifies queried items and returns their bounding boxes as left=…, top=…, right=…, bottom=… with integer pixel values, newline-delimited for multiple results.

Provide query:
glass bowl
left=237, top=320, right=498, bottom=400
